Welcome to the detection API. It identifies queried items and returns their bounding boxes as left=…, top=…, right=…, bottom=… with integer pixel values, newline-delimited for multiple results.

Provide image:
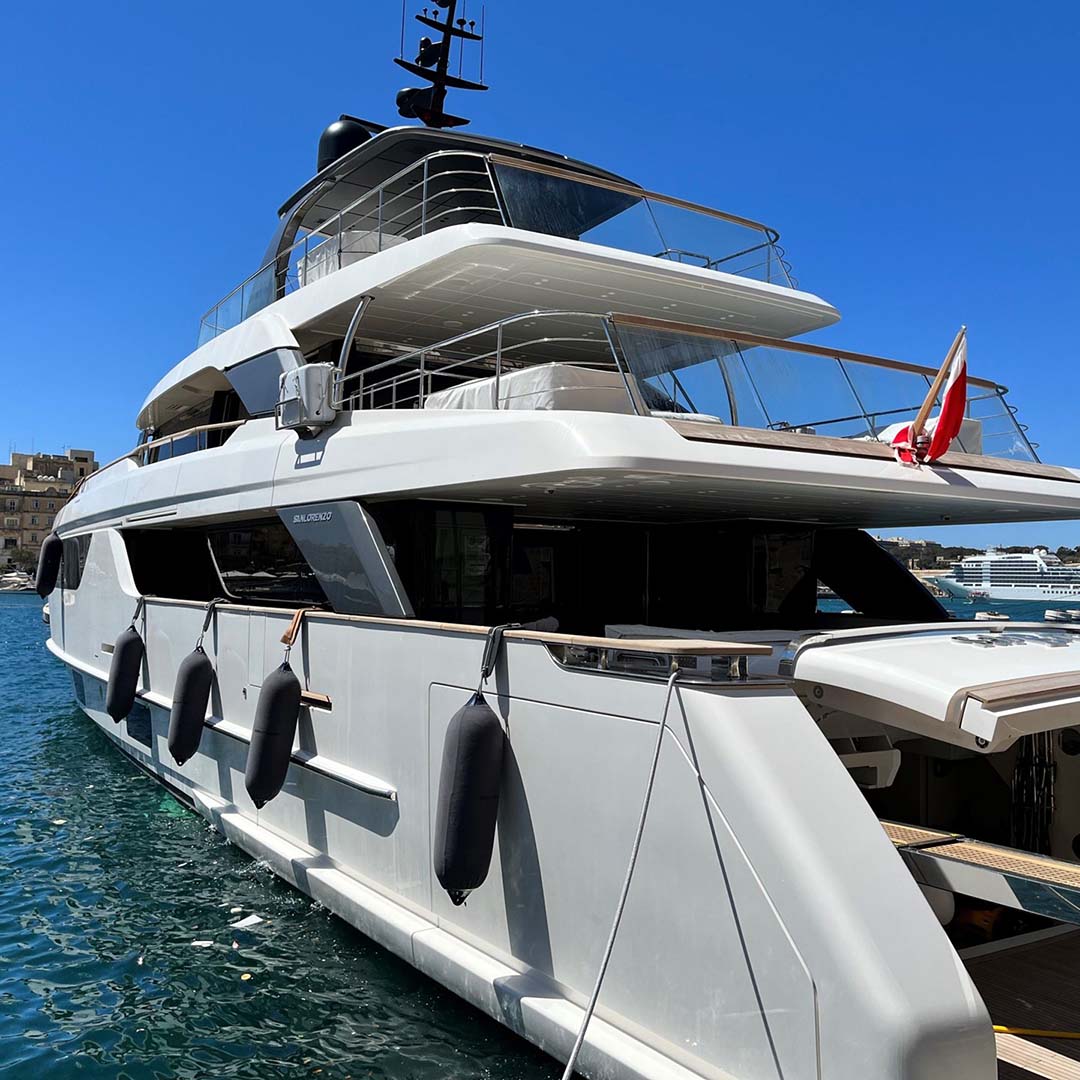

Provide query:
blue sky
left=1, top=1, right=1078, bottom=547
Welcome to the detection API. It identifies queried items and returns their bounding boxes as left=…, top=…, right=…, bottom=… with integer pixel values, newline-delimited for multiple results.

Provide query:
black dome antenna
left=395, top=1, right=487, bottom=128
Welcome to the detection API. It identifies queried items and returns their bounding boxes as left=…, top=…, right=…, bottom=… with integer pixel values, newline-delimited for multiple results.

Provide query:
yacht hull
left=44, top=531, right=996, bottom=1080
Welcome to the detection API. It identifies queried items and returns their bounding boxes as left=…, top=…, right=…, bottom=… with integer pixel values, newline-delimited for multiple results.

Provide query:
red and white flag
left=886, top=328, right=968, bottom=465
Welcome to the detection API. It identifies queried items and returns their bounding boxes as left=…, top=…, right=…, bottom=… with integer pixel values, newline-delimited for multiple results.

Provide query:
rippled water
left=0, top=594, right=551, bottom=1079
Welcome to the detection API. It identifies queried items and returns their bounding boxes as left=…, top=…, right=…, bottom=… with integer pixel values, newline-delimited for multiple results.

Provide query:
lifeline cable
left=559, top=668, right=681, bottom=1080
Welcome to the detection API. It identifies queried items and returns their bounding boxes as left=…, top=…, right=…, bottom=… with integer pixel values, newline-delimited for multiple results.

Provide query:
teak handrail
left=487, top=154, right=781, bottom=241
left=611, top=313, right=1001, bottom=392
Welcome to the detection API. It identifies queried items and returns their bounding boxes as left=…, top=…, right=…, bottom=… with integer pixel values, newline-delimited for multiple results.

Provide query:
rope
left=560, top=669, right=681, bottom=1080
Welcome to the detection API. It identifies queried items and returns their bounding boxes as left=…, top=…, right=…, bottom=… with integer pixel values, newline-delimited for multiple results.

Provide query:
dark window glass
left=370, top=502, right=510, bottom=624
left=62, top=534, right=93, bottom=590
left=126, top=702, right=153, bottom=747
left=123, top=528, right=223, bottom=601
left=208, top=520, right=327, bottom=605
left=226, top=350, right=299, bottom=416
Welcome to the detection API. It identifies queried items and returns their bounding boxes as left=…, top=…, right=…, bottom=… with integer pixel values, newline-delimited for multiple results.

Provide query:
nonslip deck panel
left=934, top=842, right=1080, bottom=891
left=884, top=820, right=1080, bottom=891
left=882, top=821, right=958, bottom=847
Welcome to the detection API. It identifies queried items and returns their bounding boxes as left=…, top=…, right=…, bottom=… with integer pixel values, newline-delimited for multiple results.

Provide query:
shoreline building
left=0, top=449, right=98, bottom=567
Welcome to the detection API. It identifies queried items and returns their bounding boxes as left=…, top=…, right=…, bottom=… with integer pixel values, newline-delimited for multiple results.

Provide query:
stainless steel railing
left=197, top=151, right=795, bottom=345
left=333, top=307, right=1038, bottom=463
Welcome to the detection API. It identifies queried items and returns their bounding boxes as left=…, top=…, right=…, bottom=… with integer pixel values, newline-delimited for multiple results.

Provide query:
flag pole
left=911, top=325, right=966, bottom=441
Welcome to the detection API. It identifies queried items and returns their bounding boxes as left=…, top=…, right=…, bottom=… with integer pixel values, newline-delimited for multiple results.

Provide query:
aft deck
left=963, top=929, right=1080, bottom=1079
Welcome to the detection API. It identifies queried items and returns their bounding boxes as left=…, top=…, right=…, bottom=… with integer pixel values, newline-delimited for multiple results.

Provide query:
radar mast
left=395, top=1, right=488, bottom=128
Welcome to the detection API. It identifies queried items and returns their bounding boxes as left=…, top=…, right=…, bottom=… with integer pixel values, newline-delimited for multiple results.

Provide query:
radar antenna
left=395, top=1, right=487, bottom=128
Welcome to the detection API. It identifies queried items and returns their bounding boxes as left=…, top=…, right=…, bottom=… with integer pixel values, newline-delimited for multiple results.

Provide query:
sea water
left=0, top=593, right=550, bottom=1079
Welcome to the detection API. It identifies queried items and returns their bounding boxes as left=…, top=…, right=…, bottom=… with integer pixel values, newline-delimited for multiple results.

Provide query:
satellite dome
left=317, top=117, right=372, bottom=172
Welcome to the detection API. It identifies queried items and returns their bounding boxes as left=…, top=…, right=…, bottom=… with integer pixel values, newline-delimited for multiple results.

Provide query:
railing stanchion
left=421, top=158, right=429, bottom=236
left=836, top=358, right=877, bottom=437
left=603, top=318, right=643, bottom=417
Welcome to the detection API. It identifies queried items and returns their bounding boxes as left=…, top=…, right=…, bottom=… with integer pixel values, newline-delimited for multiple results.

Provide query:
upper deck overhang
left=68, top=406, right=1080, bottom=540
left=139, top=224, right=839, bottom=429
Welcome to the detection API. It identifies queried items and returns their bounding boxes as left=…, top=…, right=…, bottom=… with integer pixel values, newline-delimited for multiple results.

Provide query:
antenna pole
left=479, top=5, right=485, bottom=83
left=394, top=0, right=488, bottom=128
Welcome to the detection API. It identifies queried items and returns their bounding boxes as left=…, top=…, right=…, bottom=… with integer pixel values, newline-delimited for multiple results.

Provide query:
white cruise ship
left=938, top=547, right=1080, bottom=600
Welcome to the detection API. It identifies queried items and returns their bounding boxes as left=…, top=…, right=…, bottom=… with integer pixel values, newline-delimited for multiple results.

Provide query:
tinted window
left=209, top=520, right=327, bottom=605
left=226, top=349, right=300, bottom=416
left=123, top=528, right=223, bottom=601
left=370, top=502, right=510, bottom=624
left=61, top=534, right=93, bottom=590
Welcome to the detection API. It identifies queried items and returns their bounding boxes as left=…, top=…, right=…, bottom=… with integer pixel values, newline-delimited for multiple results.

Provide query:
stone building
left=0, top=449, right=98, bottom=567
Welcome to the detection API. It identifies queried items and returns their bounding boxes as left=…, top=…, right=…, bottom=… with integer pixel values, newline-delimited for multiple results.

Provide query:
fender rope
left=560, top=668, right=681, bottom=1080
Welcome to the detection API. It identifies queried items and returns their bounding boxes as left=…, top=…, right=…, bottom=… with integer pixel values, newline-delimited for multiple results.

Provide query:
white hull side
left=41, top=528, right=996, bottom=1080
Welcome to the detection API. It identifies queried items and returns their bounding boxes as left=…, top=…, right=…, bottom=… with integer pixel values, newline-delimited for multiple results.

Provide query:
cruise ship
left=35, top=7, right=1080, bottom=1079
left=938, top=547, right=1080, bottom=601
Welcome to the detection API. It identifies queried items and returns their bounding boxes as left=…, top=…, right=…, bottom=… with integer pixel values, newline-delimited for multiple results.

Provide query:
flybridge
left=197, top=136, right=794, bottom=345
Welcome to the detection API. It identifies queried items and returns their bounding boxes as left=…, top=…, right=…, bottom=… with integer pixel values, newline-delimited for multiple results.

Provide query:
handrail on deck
left=339, top=307, right=1004, bottom=401
left=198, top=150, right=502, bottom=339
left=71, top=419, right=248, bottom=498
left=609, top=313, right=1005, bottom=392
left=329, top=305, right=1035, bottom=461
left=486, top=153, right=782, bottom=243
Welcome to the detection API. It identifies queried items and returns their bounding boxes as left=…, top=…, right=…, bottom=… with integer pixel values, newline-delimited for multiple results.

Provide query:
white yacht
left=39, top=10, right=1080, bottom=1079
left=938, top=547, right=1080, bottom=601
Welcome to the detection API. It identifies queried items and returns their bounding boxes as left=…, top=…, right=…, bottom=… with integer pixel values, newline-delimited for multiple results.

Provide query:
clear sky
left=2, top=1, right=1078, bottom=547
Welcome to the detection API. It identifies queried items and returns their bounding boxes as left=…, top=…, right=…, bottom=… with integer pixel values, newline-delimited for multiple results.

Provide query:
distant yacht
left=0, top=570, right=33, bottom=592
left=937, top=546, right=1080, bottom=600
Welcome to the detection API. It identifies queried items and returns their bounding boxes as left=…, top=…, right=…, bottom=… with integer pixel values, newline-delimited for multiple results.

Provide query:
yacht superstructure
left=39, top=10, right=1080, bottom=1079
left=939, top=547, right=1080, bottom=601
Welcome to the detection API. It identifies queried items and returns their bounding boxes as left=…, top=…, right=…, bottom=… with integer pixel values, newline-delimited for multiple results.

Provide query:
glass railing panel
left=835, top=361, right=936, bottom=439
left=493, top=161, right=792, bottom=286
left=613, top=318, right=1038, bottom=462
left=961, top=389, right=1037, bottom=460
left=494, top=162, right=656, bottom=251
left=213, top=290, right=243, bottom=342
left=645, top=199, right=790, bottom=286
left=241, top=262, right=276, bottom=321
left=197, top=153, right=502, bottom=344
left=735, top=344, right=872, bottom=438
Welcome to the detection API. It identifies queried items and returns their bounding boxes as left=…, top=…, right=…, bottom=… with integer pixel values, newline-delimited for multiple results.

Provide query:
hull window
left=208, top=520, right=328, bottom=606
left=123, top=528, right=225, bottom=602
left=61, top=534, right=93, bottom=590
left=370, top=502, right=511, bottom=625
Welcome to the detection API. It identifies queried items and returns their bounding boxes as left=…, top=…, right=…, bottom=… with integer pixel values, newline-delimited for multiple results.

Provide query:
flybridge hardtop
left=40, top=8, right=1080, bottom=1080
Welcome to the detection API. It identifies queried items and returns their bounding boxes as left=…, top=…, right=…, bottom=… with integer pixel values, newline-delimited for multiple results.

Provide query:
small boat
left=0, top=570, right=34, bottom=592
